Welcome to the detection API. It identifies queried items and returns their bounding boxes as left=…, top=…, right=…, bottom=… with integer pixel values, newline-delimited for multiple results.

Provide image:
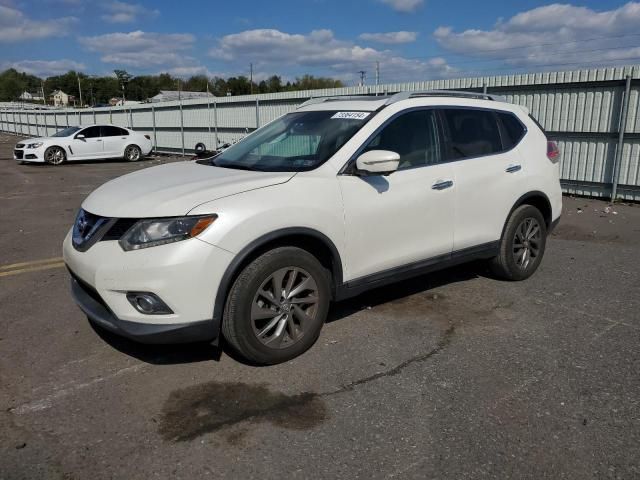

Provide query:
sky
left=1, top=0, right=640, bottom=84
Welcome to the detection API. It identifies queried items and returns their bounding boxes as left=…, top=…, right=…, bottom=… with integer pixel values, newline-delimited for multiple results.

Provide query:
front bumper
left=63, top=230, right=235, bottom=344
left=70, top=273, right=215, bottom=343
left=14, top=147, right=45, bottom=162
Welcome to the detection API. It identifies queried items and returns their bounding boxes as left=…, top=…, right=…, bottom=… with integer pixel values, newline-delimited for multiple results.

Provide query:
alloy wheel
left=45, top=147, right=65, bottom=165
left=125, top=146, right=140, bottom=161
left=251, top=267, right=320, bottom=349
left=512, top=217, right=541, bottom=269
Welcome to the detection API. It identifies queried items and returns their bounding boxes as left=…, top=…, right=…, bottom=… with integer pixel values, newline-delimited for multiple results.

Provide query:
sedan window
left=101, top=126, right=127, bottom=137
left=79, top=126, right=101, bottom=138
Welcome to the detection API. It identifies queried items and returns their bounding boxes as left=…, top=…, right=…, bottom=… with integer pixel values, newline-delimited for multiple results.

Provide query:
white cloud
left=209, top=28, right=454, bottom=83
left=379, top=0, right=423, bottom=13
left=359, top=31, right=418, bottom=44
left=434, top=2, right=640, bottom=69
left=79, top=31, right=196, bottom=69
left=101, top=1, right=159, bottom=24
left=0, top=5, right=77, bottom=42
left=2, top=59, right=86, bottom=77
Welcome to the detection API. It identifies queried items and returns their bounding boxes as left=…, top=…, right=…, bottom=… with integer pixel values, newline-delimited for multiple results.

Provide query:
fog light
left=126, top=292, right=173, bottom=315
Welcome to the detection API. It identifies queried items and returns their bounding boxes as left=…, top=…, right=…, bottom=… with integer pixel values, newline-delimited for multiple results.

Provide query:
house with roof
left=50, top=90, right=76, bottom=107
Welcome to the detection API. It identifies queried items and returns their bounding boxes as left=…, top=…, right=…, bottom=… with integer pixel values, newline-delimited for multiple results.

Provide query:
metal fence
left=2, top=65, right=639, bottom=201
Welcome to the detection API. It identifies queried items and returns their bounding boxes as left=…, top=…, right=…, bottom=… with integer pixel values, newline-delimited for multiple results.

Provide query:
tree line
left=0, top=68, right=344, bottom=105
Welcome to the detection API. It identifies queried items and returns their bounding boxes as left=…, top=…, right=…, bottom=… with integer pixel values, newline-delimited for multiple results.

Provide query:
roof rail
left=386, top=89, right=505, bottom=105
left=298, top=95, right=385, bottom=108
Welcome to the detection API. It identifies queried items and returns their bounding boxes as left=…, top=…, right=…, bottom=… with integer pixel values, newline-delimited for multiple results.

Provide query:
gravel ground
left=0, top=133, right=638, bottom=479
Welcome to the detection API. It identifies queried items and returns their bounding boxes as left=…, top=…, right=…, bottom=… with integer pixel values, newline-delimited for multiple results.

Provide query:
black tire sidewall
left=224, top=247, right=331, bottom=365
left=501, top=205, right=547, bottom=280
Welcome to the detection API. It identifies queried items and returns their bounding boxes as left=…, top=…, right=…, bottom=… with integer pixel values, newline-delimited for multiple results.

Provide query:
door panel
left=438, top=108, right=527, bottom=250
left=69, top=126, right=103, bottom=159
left=338, top=108, right=454, bottom=281
left=339, top=165, right=455, bottom=280
left=101, top=126, right=128, bottom=158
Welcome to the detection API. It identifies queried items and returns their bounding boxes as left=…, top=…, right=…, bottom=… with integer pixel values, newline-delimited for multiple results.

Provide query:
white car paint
left=13, top=124, right=153, bottom=164
left=63, top=94, right=562, bottom=345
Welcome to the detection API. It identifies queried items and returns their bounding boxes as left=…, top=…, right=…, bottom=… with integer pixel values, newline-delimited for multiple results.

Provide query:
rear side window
left=440, top=109, right=502, bottom=160
left=498, top=112, right=526, bottom=149
left=101, top=126, right=128, bottom=137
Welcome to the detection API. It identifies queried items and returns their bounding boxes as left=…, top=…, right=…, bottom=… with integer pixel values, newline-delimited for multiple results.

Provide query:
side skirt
left=334, top=241, right=499, bottom=301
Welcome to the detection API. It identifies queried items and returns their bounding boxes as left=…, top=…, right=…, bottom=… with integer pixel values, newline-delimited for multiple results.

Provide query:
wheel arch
left=211, top=227, right=344, bottom=340
left=501, top=191, right=552, bottom=239
left=44, top=144, right=68, bottom=161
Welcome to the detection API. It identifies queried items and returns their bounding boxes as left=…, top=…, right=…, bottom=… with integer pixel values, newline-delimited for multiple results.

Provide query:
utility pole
left=358, top=70, right=366, bottom=87
left=76, top=73, right=83, bottom=107
left=41, top=81, right=46, bottom=106
left=250, top=63, right=253, bottom=94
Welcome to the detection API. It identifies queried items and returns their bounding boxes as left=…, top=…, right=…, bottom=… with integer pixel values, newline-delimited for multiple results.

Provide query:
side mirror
left=355, top=150, right=400, bottom=176
left=75, top=134, right=85, bottom=140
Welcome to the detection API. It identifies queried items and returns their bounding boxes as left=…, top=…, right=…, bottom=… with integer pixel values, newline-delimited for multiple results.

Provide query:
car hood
left=82, top=161, right=295, bottom=218
left=18, top=137, right=52, bottom=144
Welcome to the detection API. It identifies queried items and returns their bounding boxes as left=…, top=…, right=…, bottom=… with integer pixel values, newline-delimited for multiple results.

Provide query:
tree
left=114, top=69, right=133, bottom=102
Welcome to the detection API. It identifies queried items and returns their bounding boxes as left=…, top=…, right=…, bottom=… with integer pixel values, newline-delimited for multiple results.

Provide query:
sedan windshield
left=212, top=110, right=372, bottom=172
left=52, top=127, right=81, bottom=137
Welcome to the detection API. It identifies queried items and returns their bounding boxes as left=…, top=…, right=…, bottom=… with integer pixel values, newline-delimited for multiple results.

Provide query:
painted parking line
left=0, top=257, right=65, bottom=278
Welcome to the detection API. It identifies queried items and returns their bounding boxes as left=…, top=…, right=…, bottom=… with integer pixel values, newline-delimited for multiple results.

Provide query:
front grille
left=72, top=209, right=111, bottom=251
left=15, top=143, right=24, bottom=148
left=14, top=150, right=24, bottom=159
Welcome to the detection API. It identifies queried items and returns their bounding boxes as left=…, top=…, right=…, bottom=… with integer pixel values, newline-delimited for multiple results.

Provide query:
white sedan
left=14, top=125, right=153, bottom=165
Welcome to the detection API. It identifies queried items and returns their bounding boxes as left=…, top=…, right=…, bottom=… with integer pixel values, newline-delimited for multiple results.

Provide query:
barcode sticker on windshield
left=331, top=111, right=370, bottom=120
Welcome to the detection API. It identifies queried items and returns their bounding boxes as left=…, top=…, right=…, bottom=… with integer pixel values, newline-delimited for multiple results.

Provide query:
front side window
left=79, top=126, right=101, bottom=138
left=363, top=109, right=441, bottom=169
left=440, top=109, right=502, bottom=160
left=211, top=110, right=370, bottom=172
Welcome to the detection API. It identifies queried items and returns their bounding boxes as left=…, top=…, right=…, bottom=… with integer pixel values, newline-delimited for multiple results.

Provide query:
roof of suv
left=297, top=90, right=513, bottom=113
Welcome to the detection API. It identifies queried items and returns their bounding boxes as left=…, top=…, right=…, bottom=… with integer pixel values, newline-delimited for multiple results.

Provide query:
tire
left=44, top=146, right=66, bottom=165
left=490, top=204, right=547, bottom=281
left=124, top=144, right=142, bottom=162
left=222, top=246, right=331, bottom=365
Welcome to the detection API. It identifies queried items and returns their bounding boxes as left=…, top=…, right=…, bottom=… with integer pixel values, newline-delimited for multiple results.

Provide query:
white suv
left=63, top=91, right=562, bottom=364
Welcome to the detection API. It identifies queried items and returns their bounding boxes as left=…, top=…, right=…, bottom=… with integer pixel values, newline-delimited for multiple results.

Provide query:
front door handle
left=432, top=180, right=454, bottom=190
left=506, top=164, right=521, bottom=173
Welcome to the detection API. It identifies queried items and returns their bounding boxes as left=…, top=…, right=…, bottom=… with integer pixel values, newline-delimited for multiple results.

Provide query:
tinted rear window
left=498, top=112, right=526, bottom=149
left=441, top=109, right=502, bottom=160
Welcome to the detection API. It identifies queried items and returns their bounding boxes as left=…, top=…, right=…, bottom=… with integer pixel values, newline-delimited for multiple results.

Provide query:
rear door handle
left=506, top=164, right=521, bottom=173
left=432, top=180, right=454, bottom=190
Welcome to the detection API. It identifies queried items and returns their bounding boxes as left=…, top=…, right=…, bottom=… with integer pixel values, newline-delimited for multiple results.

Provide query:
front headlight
left=119, top=215, right=217, bottom=251
left=27, top=142, right=43, bottom=148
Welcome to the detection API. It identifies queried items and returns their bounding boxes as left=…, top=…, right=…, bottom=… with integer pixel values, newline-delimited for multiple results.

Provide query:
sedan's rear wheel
left=222, top=247, right=331, bottom=365
left=44, top=146, right=66, bottom=165
left=124, top=145, right=142, bottom=162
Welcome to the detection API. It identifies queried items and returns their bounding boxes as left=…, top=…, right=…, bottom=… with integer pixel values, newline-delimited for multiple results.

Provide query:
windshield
left=52, top=127, right=81, bottom=137
left=212, top=110, right=372, bottom=172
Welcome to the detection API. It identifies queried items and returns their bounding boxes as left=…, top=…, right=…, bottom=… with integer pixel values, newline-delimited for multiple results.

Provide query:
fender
left=500, top=190, right=552, bottom=241
left=210, top=227, right=344, bottom=343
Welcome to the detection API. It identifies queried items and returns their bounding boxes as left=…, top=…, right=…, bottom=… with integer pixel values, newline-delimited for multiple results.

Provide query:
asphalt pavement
left=1, top=132, right=638, bottom=479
